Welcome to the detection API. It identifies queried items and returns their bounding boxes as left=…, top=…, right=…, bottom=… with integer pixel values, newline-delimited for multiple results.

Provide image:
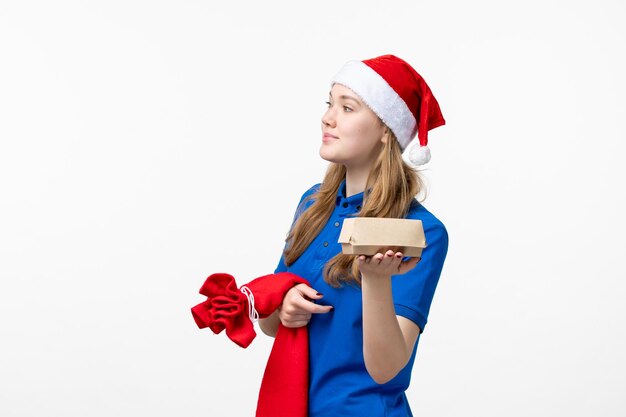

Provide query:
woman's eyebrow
left=328, top=91, right=360, bottom=104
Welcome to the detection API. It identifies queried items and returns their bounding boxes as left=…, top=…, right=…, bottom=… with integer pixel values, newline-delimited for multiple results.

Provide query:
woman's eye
left=324, top=101, right=352, bottom=112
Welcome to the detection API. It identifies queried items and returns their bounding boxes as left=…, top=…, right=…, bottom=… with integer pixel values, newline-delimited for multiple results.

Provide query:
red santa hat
left=331, top=54, right=446, bottom=166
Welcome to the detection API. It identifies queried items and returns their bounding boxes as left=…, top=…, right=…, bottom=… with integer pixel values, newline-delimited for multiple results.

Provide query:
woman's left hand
left=356, top=249, right=421, bottom=279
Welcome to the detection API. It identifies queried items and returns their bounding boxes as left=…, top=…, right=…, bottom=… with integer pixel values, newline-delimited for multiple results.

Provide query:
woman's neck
left=345, top=166, right=370, bottom=197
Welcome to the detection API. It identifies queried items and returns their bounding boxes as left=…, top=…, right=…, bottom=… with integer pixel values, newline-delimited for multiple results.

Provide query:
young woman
left=259, top=54, right=449, bottom=417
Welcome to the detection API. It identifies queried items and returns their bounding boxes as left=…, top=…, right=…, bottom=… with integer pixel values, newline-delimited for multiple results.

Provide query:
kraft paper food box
left=338, top=217, right=427, bottom=258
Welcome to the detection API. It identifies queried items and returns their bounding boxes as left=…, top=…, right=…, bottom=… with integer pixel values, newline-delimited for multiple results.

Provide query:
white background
left=1, top=1, right=625, bottom=416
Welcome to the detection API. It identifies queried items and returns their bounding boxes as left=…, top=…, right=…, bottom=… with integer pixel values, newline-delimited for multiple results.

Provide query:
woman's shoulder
left=406, top=199, right=448, bottom=237
left=300, top=182, right=322, bottom=201
left=291, top=182, right=322, bottom=218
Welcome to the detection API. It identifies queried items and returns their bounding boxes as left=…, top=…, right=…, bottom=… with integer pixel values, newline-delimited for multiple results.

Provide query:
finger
left=398, top=256, right=421, bottom=274
left=312, top=304, right=334, bottom=314
left=357, top=254, right=372, bottom=264
left=380, top=250, right=396, bottom=265
left=280, top=301, right=313, bottom=316
left=282, top=320, right=309, bottom=328
left=295, top=283, right=324, bottom=300
left=385, top=251, right=402, bottom=268
left=278, top=309, right=312, bottom=323
left=393, top=252, right=404, bottom=265
left=293, top=296, right=334, bottom=314
left=281, top=309, right=311, bottom=318
left=291, top=312, right=312, bottom=320
left=283, top=316, right=312, bottom=326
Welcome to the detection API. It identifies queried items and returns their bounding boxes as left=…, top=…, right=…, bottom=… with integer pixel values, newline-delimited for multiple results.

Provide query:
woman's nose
left=321, top=108, right=336, bottom=127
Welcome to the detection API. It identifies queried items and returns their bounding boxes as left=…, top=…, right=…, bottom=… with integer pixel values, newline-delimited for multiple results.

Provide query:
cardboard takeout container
left=338, top=217, right=427, bottom=257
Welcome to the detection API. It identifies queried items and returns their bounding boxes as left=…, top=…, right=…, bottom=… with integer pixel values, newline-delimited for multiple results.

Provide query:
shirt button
left=323, top=241, right=329, bottom=247
left=342, top=202, right=348, bottom=208
left=334, top=221, right=340, bottom=227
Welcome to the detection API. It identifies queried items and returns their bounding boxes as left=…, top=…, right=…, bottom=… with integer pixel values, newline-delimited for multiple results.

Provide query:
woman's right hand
left=277, top=283, right=334, bottom=328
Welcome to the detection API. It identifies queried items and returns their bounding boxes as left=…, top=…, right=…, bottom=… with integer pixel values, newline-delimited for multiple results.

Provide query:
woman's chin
left=319, top=148, right=334, bottom=162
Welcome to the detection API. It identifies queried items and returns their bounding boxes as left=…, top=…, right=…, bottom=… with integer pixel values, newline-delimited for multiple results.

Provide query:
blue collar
left=335, top=178, right=366, bottom=208
left=334, top=178, right=421, bottom=213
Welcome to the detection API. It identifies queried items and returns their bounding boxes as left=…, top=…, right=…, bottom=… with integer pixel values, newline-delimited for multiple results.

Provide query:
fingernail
left=316, top=292, right=323, bottom=296
left=395, top=253, right=402, bottom=258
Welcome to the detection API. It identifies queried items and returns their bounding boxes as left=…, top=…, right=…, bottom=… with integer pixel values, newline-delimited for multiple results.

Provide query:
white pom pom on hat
left=408, top=143, right=432, bottom=166
left=330, top=54, right=445, bottom=166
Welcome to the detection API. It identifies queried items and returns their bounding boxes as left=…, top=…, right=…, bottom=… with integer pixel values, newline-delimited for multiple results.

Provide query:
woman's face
left=320, top=83, right=387, bottom=169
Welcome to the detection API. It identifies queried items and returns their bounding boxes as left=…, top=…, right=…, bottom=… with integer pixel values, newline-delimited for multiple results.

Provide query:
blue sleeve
left=391, top=219, right=449, bottom=334
left=274, top=183, right=321, bottom=274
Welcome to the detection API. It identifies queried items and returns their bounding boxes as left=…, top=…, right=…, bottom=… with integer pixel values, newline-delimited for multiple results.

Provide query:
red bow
left=191, top=272, right=310, bottom=417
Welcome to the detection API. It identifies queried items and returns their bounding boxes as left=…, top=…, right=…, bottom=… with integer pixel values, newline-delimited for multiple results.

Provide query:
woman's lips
left=322, top=133, right=338, bottom=142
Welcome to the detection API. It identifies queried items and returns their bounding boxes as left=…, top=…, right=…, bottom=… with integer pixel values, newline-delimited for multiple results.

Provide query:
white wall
left=1, top=1, right=624, bottom=415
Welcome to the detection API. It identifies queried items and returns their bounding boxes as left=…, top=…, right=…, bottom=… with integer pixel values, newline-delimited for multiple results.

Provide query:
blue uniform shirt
left=274, top=178, right=449, bottom=417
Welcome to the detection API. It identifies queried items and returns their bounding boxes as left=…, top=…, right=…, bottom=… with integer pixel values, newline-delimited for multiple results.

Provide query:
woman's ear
left=381, top=127, right=390, bottom=144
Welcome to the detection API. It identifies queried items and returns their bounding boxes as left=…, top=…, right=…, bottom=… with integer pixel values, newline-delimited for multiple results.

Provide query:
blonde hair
left=282, top=127, right=427, bottom=288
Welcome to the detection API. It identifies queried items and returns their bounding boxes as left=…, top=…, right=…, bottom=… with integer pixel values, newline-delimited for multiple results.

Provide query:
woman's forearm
left=361, top=274, right=410, bottom=384
left=259, top=309, right=280, bottom=338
